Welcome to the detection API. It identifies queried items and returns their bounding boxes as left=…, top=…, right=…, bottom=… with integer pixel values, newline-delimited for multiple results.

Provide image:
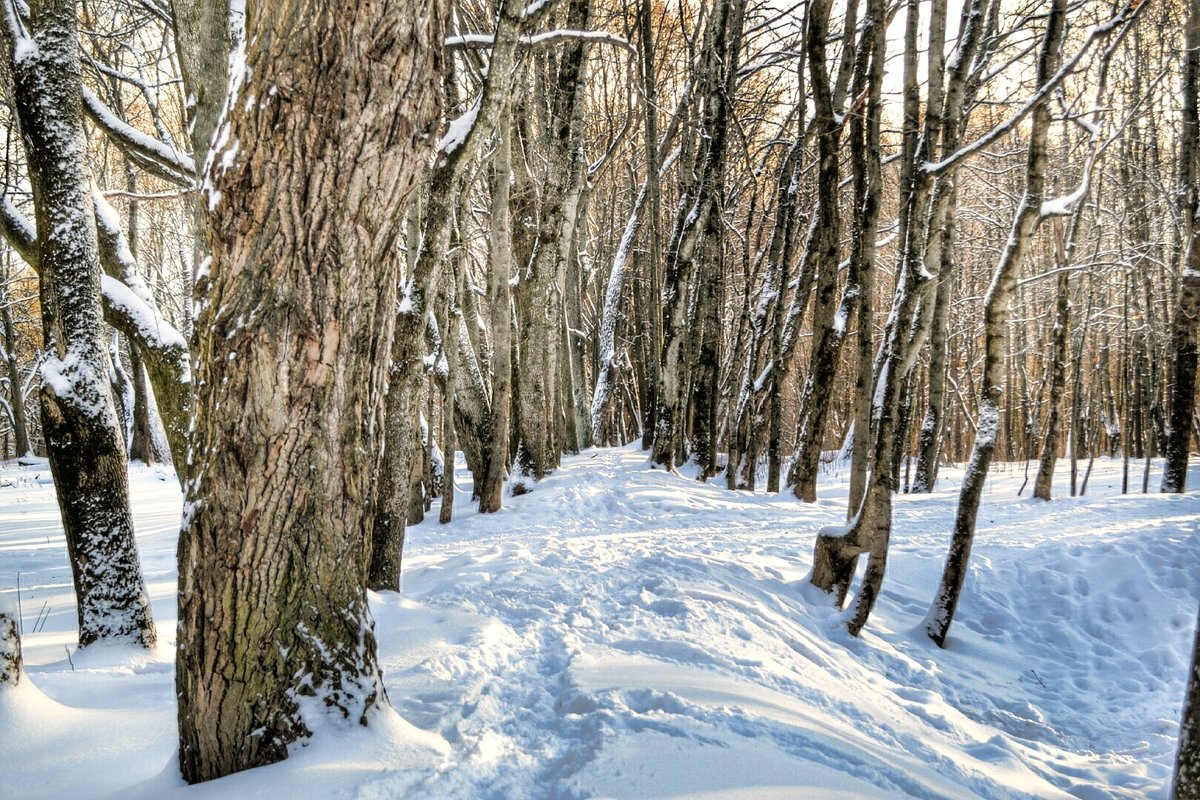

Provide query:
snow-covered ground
left=1, top=448, right=1197, bottom=799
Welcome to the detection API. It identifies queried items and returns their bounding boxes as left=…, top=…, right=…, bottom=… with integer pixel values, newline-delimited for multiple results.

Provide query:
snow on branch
left=437, top=99, right=481, bottom=155
left=100, top=275, right=188, bottom=356
left=81, top=86, right=195, bottom=186
left=446, top=29, right=634, bottom=54
left=522, top=0, right=555, bottom=20
left=922, top=0, right=1148, bottom=178
left=0, top=195, right=37, bottom=265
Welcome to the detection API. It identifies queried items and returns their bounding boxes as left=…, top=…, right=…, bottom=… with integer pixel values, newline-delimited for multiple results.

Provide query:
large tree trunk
left=925, top=0, right=1066, bottom=647
left=5, top=0, right=156, bottom=649
left=176, top=0, right=445, bottom=783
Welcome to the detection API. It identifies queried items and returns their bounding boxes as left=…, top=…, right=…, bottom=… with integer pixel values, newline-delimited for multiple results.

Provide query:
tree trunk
left=639, top=0, right=663, bottom=451
left=1034, top=254, right=1071, bottom=500
left=926, top=0, right=1066, bottom=647
left=177, top=0, right=445, bottom=782
left=1164, top=0, right=1200, bottom=492
left=516, top=0, right=592, bottom=482
left=371, top=0, right=532, bottom=579
left=787, top=0, right=848, bottom=501
left=127, top=345, right=154, bottom=464
left=0, top=298, right=31, bottom=457
left=652, top=0, right=746, bottom=470
left=480, top=115, right=515, bottom=513
left=5, top=0, right=156, bottom=649
left=171, top=0, right=232, bottom=340
left=0, top=610, right=19, bottom=687
left=1176, top=609, right=1200, bottom=799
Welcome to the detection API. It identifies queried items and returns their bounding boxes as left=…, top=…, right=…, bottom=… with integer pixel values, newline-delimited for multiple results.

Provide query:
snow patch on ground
left=1, top=450, right=1197, bottom=798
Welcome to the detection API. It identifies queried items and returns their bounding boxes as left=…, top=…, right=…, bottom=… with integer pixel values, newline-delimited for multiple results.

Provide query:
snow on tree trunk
left=0, top=610, right=20, bottom=688
left=4, top=0, right=156, bottom=649
left=0, top=300, right=31, bottom=458
left=176, top=0, right=446, bottom=782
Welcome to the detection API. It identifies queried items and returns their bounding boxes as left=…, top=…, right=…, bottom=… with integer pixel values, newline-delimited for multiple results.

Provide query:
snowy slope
left=0, top=449, right=1196, bottom=799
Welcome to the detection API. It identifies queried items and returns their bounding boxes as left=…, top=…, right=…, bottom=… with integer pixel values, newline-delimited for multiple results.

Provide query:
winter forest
left=1, top=0, right=1200, bottom=796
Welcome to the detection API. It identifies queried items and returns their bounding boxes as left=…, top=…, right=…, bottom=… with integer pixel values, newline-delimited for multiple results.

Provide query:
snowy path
left=1, top=448, right=1197, bottom=799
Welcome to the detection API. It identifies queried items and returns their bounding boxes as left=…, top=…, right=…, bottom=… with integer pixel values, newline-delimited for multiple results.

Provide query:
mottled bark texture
left=4, top=0, right=156, bottom=649
left=0, top=611, right=21, bottom=687
left=925, top=0, right=1065, bottom=647
left=177, top=0, right=445, bottom=783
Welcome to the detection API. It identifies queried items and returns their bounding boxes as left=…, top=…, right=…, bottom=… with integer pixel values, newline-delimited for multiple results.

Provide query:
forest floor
left=1, top=447, right=1197, bottom=799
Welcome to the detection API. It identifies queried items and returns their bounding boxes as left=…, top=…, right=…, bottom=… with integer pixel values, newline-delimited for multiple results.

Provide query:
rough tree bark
left=4, top=0, right=156, bottom=649
left=176, top=0, right=445, bottom=783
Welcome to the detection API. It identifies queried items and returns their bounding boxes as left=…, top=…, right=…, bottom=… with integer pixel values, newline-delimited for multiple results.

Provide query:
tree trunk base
left=810, top=527, right=862, bottom=609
